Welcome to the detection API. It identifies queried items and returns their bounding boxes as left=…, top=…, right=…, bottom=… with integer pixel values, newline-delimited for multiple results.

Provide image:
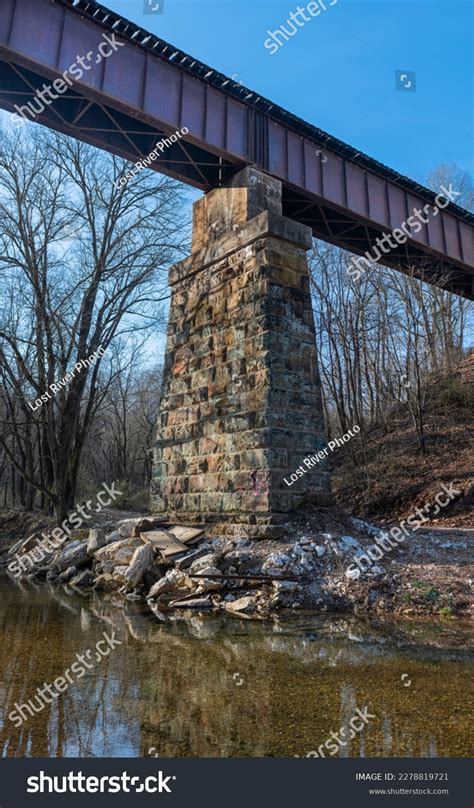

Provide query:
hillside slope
left=332, top=353, right=474, bottom=527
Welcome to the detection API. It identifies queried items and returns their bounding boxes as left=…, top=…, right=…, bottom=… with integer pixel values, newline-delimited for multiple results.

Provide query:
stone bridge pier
left=151, top=166, right=331, bottom=537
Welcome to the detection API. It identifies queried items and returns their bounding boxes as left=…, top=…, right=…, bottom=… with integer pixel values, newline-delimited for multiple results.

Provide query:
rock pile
left=2, top=516, right=374, bottom=615
left=3, top=513, right=470, bottom=616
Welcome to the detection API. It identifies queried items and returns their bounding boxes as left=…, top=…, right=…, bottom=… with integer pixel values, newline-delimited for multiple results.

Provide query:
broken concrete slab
left=54, top=539, right=90, bottom=572
left=117, top=516, right=170, bottom=539
left=174, top=544, right=214, bottom=570
left=194, top=565, right=222, bottom=578
left=189, top=553, right=220, bottom=572
left=224, top=595, right=255, bottom=614
left=168, top=596, right=213, bottom=609
left=195, top=578, right=223, bottom=593
left=87, top=528, right=107, bottom=556
left=147, top=569, right=194, bottom=600
left=7, top=533, right=39, bottom=558
left=94, top=537, right=144, bottom=566
left=123, top=542, right=155, bottom=588
left=140, top=530, right=188, bottom=560
left=168, top=526, right=205, bottom=544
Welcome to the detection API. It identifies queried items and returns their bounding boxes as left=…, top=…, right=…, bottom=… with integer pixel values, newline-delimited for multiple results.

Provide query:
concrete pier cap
left=152, top=166, right=332, bottom=538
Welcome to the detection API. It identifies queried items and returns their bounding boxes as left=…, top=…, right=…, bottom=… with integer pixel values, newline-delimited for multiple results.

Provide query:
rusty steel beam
left=0, top=0, right=472, bottom=298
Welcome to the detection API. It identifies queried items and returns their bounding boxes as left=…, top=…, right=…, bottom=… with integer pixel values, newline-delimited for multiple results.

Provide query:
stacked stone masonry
left=152, top=167, right=331, bottom=537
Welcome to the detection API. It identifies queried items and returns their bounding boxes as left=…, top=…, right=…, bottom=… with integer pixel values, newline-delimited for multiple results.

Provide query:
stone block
left=152, top=167, right=331, bottom=534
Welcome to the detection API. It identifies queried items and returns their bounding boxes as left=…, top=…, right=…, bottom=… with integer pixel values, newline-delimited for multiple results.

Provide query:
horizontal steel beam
left=0, top=0, right=472, bottom=298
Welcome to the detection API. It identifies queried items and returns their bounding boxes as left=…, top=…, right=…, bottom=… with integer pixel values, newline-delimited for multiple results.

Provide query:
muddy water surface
left=0, top=574, right=472, bottom=757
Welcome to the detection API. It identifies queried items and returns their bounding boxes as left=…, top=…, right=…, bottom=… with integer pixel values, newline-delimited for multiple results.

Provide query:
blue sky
left=106, top=0, right=473, bottom=184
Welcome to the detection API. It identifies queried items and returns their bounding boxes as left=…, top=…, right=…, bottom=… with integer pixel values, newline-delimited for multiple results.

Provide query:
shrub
left=438, top=606, right=454, bottom=617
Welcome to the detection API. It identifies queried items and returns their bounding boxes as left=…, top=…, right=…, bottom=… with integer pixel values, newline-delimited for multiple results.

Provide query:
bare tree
left=0, top=127, right=188, bottom=522
left=309, top=170, right=473, bottom=458
left=81, top=354, right=162, bottom=503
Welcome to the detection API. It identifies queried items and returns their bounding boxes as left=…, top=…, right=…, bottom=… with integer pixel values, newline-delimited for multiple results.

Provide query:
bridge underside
left=281, top=187, right=467, bottom=288
left=0, top=0, right=472, bottom=299
left=0, top=58, right=237, bottom=188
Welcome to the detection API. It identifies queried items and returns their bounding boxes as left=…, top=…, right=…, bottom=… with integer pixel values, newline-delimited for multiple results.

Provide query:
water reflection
left=0, top=575, right=472, bottom=757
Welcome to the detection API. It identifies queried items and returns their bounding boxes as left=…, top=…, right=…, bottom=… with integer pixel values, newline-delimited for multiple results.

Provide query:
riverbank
left=1, top=507, right=472, bottom=618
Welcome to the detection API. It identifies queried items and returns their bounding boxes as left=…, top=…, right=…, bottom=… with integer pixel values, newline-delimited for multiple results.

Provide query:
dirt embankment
left=0, top=510, right=55, bottom=556
left=0, top=507, right=142, bottom=556
left=332, top=354, right=474, bottom=528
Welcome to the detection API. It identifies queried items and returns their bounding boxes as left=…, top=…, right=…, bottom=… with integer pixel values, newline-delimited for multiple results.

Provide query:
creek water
left=0, top=574, right=472, bottom=758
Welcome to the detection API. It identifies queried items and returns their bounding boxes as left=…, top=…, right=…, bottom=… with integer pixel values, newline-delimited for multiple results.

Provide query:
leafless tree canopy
left=310, top=253, right=472, bottom=456
left=0, top=128, right=188, bottom=521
